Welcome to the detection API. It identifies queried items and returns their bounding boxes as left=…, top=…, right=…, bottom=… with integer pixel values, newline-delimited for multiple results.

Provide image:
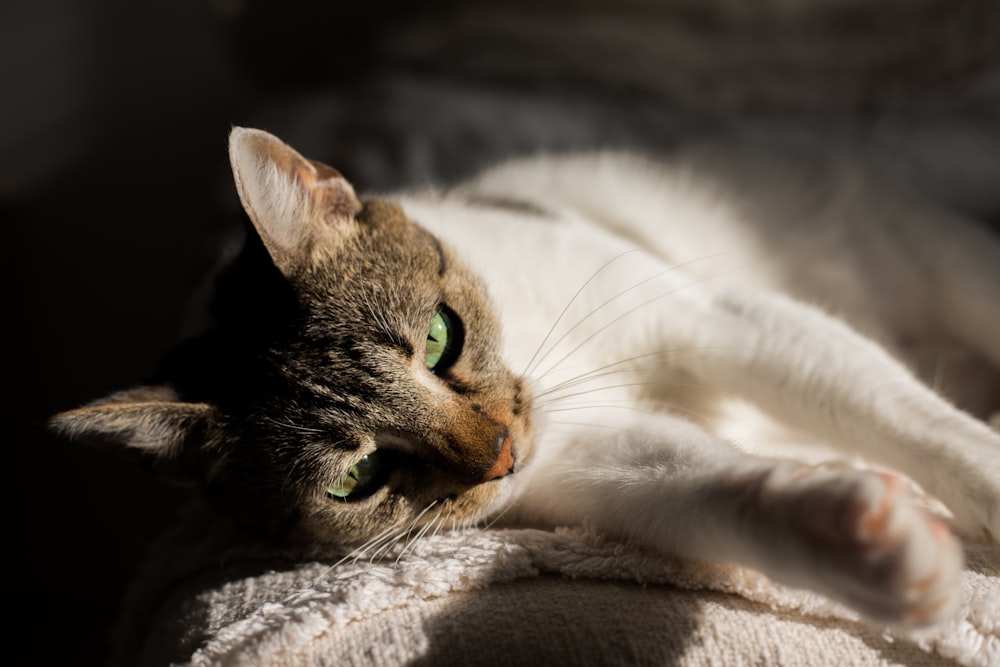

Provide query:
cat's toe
left=866, top=503, right=962, bottom=627
left=897, top=518, right=962, bottom=626
left=788, top=467, right=964, bottom=627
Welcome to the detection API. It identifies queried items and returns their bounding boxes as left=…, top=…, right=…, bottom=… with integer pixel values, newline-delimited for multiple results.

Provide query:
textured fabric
left=117, top=509, right=999, bottom=667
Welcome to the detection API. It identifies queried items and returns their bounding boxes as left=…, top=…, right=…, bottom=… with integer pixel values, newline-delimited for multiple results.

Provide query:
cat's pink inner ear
left=228, top=127, right=362, bottom=270
left=299, top=158, right=364, bottom=222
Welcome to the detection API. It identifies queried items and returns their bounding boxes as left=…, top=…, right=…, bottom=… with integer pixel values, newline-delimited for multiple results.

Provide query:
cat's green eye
left=424, top=307, right=463, bottom=373
left=326, top=453, right=385, bottom=500
left=426, top=311, right=450, bottom=370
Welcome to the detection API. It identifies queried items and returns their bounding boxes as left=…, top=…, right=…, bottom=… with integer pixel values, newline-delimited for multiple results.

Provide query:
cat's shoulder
left=398, top=141, right=864, bottom=216
left=395, top=149, right=693, bottom=220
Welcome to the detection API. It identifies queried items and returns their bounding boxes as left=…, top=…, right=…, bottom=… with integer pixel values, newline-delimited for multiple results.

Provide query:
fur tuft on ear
left=228, top=126, right=363, bottom=274
left=49, top=385, right=214, bottom=463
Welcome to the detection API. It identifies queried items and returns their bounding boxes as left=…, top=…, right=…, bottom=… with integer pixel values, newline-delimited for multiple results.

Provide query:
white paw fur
left=751, top=464, right=963, bottom=626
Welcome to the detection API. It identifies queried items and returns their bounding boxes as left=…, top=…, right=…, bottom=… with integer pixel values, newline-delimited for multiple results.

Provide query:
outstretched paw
left=760, top=464, right=964, bottom=627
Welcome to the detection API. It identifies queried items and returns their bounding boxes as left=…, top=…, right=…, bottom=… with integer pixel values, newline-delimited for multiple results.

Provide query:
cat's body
left=53, top=129, right=1000, bottom=630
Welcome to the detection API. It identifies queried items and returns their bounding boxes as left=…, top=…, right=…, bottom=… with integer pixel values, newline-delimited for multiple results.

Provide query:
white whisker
left=388, top=500, right=440, bottom=559
left=536, top=380, right=709, bottom=411
left=532, top=352, right=667, bottom=398
left=315, top=521, right=408, bottom=579
left=430, top=515, right=448, bottom=540
left=535, top=366, right=716, bottom=406
left=395, top=512, right=441, bottom=564
left=543, top=403, right=651, bottom=415
left=528, top=254, right=725, bottom=381
left=544, top=395, right=715, bottom=426
left=521, top=250, right=641, bottom=377
left=483, top=498, right=519, bottom=530
left=534, top=272, right=726, bottom=382
left=369, top=529, right=411, bottom=564
left=544, top=420, right=632, bottom=432
left=354, top=527, right=409, bottom=565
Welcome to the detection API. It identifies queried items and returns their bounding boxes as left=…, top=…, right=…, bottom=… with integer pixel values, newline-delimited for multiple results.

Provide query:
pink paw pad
left=771, top=464, right=963, bottom=627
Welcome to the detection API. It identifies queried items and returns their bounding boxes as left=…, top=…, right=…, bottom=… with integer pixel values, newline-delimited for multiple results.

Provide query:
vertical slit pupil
left=426, top=310, right=449, bottom=370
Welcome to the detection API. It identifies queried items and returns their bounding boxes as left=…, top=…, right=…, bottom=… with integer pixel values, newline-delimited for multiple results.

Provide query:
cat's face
left=50, top=128, right=535, bottom=546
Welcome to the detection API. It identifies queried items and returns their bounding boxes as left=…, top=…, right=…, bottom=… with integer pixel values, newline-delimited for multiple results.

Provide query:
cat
left=51, top=127, right=1000, bottom=629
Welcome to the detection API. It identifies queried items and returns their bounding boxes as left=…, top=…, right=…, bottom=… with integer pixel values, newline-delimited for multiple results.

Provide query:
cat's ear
left=228, top=126, right=363, bottom=275
left=49, top=385, right=215, bottom=475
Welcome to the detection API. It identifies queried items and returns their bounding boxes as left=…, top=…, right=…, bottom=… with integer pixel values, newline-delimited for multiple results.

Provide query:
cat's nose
left=479, top=433, right=515, bottom=483
left=431, top=406, right=515, bottom=484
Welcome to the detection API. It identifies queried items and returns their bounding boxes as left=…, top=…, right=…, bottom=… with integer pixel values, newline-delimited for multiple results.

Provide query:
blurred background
left=5, top=0, right=1000, bottom=664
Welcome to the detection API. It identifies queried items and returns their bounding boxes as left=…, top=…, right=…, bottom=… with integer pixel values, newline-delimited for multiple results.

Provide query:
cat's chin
left=481, top=456, right=536, bottom=518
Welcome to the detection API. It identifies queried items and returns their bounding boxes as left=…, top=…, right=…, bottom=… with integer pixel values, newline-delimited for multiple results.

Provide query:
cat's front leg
left=516, top=413, right=963, bottom=627
left=670, top=287, right=1000, bottom=542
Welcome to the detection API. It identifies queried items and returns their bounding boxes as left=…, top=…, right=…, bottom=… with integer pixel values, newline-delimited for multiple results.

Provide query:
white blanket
left=115, top=507, right=999, bottom=667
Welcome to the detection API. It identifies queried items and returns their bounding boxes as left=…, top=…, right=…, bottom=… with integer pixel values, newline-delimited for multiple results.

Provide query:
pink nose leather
left=480, top=435, right=514, bottom=482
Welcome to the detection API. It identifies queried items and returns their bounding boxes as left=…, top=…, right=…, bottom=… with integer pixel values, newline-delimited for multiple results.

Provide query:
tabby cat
left=52, top=127, right=1000, bottom=628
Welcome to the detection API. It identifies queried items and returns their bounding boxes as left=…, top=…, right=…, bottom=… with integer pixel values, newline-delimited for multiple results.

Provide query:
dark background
left=5, top=1, right=1000, bottom=664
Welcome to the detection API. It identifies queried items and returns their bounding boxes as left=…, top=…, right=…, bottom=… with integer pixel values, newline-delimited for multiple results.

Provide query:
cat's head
left=50, top=127, right=534, bottom=545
